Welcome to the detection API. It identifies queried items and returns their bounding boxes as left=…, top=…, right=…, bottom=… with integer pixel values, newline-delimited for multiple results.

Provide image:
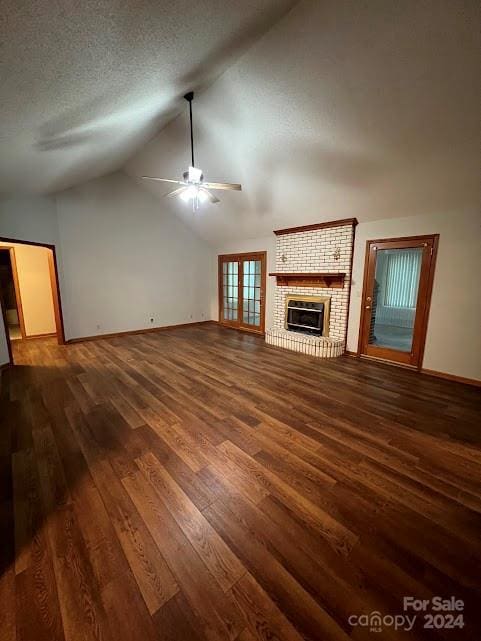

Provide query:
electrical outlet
left=150, top=317, right=154, bottom=323
left=96, top=324, right=101, bottom=330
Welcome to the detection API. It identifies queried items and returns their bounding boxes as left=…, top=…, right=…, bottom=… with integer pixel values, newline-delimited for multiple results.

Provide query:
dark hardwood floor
left=1, top=324, right=480, bottom=641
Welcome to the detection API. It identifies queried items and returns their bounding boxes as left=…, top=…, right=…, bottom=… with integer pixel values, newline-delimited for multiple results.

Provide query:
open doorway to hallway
left=0, top=238, right=65, bottom=366
left=0, top=248, right=23, bottom=341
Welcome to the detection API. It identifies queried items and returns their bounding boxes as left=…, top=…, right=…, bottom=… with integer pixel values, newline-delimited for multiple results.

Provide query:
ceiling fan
left=142, top=92, right=242, bottom=211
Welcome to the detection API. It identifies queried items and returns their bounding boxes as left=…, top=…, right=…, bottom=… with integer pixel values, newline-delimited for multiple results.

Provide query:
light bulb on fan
left=180, top=185, right=198, bottom=202
left=141, top=92, right=242, bottom=206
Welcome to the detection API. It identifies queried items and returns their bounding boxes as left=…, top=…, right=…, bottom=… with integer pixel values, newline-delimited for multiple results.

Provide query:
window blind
left=384, top=249, right=422, bottom=308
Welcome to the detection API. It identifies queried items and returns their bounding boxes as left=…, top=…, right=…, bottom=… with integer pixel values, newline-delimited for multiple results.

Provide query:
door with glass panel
left=219, top=252, right=266, bottom=334
left=359, top=235, right=438, bottom=367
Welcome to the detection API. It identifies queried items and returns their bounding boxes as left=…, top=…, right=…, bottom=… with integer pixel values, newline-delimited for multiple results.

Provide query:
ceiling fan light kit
left=142, top=92, right=241, bottom=211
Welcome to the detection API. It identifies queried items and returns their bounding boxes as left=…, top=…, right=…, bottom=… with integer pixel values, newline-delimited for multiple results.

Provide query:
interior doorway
left=0, top=237, right=65, bottom=366
left=358, top=234, right=438, bottom=368
left=218, top=252, right=267, bottom=334
left=0, top=248, right=25, bottom=341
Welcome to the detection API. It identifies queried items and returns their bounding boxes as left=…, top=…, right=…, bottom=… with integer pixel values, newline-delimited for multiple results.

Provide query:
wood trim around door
left=218, top=251, right=267, bottom=335
left=0, top=236, right=66, bottom=346
left=47, top=249, right=66, bottom=344
left=357, top=234, right=439, bottom=369
left=0, top=246, right=27, bottom=340
left=0, top=282, right=13, bottom=367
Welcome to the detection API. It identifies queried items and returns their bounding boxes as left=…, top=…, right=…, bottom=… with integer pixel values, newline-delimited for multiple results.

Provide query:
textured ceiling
left=127, top=0, right=481, bottom=244
left=0, top=0, right=296, bottom=193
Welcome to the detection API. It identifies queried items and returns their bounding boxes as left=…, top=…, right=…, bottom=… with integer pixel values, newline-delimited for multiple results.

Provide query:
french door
left=218, top=252, right=266, bottom=334
left=359, top=235, right=438, bottom=367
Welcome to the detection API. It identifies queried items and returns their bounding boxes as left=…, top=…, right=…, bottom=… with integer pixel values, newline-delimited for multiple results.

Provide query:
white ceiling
left=126, top=0, right=481, bottom=244
left=0, top=0, right=296, bottom=193
left=2, top=0, right=480, bottom=245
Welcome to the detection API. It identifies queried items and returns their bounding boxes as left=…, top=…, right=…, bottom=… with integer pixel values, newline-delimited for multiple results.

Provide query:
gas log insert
left=285, top=295, right=330, bottom=337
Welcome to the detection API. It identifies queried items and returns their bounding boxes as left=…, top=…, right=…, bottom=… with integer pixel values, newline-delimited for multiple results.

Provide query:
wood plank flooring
left=1, top=323, right=480, bottom=640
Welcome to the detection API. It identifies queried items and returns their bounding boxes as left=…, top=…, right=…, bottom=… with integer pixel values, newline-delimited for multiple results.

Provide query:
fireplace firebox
left=285, top=295, right=330, bottom=336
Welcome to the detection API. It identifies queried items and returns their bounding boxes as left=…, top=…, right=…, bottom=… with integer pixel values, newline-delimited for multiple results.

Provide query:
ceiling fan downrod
left=140, top=91, right=241, bottom=207
left=184, top=91, right=195, bottom=167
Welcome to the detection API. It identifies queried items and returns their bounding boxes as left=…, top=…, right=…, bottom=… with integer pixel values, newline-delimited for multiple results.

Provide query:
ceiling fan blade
left=203, top=182, right=242, bottom=191
left=165, top=186, right=188, bottom=198
left=203, top=189, right=220, bottom=204
left=142, top=176, right=186, bottom=185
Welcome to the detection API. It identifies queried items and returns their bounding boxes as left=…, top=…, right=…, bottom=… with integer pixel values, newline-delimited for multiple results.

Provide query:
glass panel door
left=241, top=259, right=262, bottom=329
left=219, top=252, right=266, bottom=333
left=221, top=260, right=239, bottom=323
left=368, top=247, right=422, bottom=353
left=360, top=236, right=438, bottom=367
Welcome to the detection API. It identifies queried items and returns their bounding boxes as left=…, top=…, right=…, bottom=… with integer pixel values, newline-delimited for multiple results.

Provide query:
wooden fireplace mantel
left=269, top=272, right=346, bottom=288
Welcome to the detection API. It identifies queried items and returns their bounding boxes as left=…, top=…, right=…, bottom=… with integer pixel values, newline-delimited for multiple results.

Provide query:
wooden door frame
left=0, top=246, right=27, bottom=339
left=357, top=234, right=439, bottom=369
left=0, top=237, right=66, bottom=354
left=0, top=283, right=13, bottom=367
left=218, top=251, right=267, bottom=335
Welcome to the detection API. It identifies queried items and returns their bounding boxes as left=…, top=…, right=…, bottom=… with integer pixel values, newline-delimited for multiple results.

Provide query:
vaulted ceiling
left=125, top=0, right=481, bottom=243
left=2, top=1, right=480, bottom=245
left=0, top=0, right=296, bottom=193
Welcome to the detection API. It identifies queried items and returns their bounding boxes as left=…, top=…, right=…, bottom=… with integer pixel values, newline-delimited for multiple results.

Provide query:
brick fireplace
left=265, top=218, right=357, bottom=357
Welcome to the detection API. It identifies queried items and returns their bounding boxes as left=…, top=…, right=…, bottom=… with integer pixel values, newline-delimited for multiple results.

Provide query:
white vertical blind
left=384, top=249, right=422, bottom=308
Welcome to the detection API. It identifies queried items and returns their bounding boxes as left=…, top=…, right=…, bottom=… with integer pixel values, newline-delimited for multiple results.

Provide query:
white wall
left=0, top=193, right=61, bottom=353
left=0, top=242, right=56, bottom=337
left=347, top=212, right=481, bottom=381
left=1, top=184, right=478, bottom=383
left=0, top=177, right=215, bottom=344
left=56, top=172, right=214, bottom=340
left=0, top=194, right=59, bottom=246
left=216, top=211, right=481, bottom=382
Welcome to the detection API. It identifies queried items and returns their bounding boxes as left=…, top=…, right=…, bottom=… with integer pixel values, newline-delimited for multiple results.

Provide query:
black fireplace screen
left=287, top=300, right=324, bottom=335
